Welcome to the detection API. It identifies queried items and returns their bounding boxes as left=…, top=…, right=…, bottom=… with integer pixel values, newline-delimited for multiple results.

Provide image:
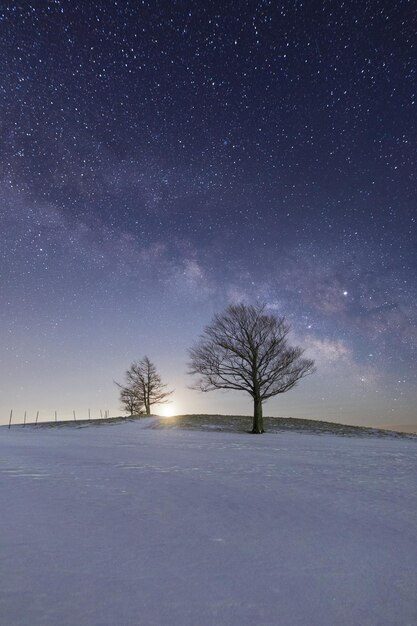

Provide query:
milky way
left=1, top=1, right=416, bottom=425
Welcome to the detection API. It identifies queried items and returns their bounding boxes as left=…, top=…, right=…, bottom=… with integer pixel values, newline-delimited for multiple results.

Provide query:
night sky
left=1, top=0, right=416, bottom=426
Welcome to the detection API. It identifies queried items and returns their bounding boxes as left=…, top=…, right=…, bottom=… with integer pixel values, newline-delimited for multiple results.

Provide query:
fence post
left=8, top=409, right=13, bottom=429
left=73, top=410, right=76, bottom=422
left=88, top=408, right=91, bottom=421
left=55, top=410, right=57, bottom=423
left=100, top=409, right=103, bottom=418
left=35, top=411, right=39, bottom=425
left=23, top=410, right=26, bottom=427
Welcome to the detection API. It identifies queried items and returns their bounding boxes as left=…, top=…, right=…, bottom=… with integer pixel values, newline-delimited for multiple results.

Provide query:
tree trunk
left=252, top=397, right=264, bottom=434
left=145, top=404, right=151, bottom=416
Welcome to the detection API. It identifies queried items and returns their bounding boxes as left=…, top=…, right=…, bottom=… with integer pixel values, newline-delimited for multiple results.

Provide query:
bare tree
left=189, top=303, right=315, bottom=434
left=116, top=383, right=144, bottom=416
left=116, top=356, right=173, bottom=416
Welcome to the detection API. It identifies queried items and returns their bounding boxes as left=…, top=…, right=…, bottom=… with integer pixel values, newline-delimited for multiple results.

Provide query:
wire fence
left=4, top=409, right=121, bottom=429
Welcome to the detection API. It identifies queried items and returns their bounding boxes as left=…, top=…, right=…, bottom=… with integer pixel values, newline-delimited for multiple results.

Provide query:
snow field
left=1, top=419, right=416, bottom=625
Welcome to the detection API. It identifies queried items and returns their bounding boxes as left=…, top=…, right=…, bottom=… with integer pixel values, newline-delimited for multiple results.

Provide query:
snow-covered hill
left=1, top=419, right=416, bottom=625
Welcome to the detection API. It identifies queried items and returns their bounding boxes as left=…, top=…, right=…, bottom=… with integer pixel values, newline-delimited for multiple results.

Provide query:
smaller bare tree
left=116, top=356, right=173, bottom=416
left=189, top=303, right=315, bottom=433
left=116, top=383, right=144, bottom=416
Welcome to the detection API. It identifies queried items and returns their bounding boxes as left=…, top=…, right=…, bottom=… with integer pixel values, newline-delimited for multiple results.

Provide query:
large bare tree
left=189, top=303, right=315, bottom=433
left=116, top=356, right=173, bottom=416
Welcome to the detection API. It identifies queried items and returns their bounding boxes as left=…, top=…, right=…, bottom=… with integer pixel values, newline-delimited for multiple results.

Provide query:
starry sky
left=1, top=0, right=416, bottom=426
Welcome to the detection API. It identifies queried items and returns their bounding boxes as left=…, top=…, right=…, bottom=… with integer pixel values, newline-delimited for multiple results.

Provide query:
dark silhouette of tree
left=117, top=383, right=144, bottom=416
left=189, top=303, right=315, bottom=433
left=116, top=356, right=173, bottom=416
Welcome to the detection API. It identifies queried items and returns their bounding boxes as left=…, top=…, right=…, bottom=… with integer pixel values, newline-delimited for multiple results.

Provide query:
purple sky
left=1, top=1, right=416, bottom=426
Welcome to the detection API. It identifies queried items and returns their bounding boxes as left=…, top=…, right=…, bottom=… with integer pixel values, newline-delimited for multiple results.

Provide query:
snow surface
left=1, top=419, right=416, bottom=626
